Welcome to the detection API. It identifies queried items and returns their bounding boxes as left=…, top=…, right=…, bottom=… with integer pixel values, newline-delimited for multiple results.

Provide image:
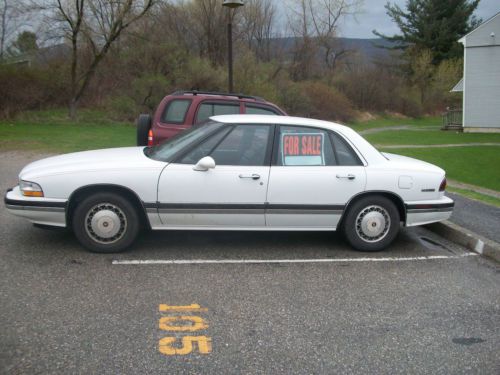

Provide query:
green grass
left=365, top=129, right=500, bottom=146
left=447, top=187, right=500, bottom=208
left=0, top=109, right=135, bottom=153
left=349, top=115, right=441, bottom=131
left=381, top=146, right=500, bottom=192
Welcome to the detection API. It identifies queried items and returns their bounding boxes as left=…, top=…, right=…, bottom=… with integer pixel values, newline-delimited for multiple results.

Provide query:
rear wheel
left=72, top=193, right=140, bottom=253
left=136, top=114, right=152, bottom=146
left=342, top=196, right=400, bottom=252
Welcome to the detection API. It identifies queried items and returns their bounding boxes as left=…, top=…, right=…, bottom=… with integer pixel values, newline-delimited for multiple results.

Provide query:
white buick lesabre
left=4, top=115, right=453, bottom=253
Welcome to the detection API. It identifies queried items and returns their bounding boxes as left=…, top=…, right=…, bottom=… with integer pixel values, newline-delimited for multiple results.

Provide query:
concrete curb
left=426, top=220, right=500, bottom=263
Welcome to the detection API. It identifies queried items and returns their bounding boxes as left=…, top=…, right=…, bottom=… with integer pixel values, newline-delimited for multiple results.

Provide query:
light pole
left=222, top=0, right=244, bottom=93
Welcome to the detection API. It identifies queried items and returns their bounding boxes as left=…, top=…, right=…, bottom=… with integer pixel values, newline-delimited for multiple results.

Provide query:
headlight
left=20, top=180, right=44, bottom=197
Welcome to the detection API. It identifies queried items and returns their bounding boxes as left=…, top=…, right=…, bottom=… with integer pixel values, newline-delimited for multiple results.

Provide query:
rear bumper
left=4, top=187, right=67, bottom=227
left=405, top=196, right=454, bottom=227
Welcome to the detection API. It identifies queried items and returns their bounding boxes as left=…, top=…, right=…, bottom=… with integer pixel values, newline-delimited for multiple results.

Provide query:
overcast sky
left=337, top=0, right=500, bottom=38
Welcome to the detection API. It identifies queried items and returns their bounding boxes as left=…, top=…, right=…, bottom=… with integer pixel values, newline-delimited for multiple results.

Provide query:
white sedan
left=4, top=115, right=453, bottom=253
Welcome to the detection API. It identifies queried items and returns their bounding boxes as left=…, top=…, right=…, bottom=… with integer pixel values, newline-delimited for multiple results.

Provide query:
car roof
left=211, top=114, right=348, bottom=131
left=171, top=91, right=269, bottom=104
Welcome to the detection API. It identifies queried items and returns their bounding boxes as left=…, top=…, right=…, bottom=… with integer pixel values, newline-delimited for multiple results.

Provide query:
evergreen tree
left=374, top=0, right=481, bottom=64
left=10, top=31, right=38, bottom=54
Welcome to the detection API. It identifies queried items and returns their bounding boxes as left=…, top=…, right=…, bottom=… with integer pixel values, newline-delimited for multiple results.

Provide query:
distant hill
left=268, top=37, right=399, bottom=63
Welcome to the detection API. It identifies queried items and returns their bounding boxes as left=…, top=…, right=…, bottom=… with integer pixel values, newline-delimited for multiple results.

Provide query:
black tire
left=72, top=193, right=140, bottom=253
left=136, top=114, right=152, bottom=146
left=342, top=196, right=400, bottom=252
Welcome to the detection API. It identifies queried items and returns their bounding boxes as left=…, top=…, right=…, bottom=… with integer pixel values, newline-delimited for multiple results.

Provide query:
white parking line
left=112, top=253, right=477, bottom=265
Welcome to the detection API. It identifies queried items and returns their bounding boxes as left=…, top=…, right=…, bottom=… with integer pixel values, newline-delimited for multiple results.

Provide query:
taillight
left=147, top=129, right=153, bottom=146
left=439, top=177, right=447, bottom=192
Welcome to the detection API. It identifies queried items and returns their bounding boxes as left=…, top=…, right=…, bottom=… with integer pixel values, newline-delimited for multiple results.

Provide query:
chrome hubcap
left=85, top=203, right=127, bottom=244
left=355, top=205, right=390, bottom=243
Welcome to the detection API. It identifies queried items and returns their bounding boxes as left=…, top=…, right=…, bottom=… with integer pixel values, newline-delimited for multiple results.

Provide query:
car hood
left=20, top=147, right=165, bottom=180
left=381, top=152, right=444, bottom=174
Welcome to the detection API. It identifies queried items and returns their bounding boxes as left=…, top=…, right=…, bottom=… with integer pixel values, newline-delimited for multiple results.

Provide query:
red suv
left=136, top=90, right=287, bottom=146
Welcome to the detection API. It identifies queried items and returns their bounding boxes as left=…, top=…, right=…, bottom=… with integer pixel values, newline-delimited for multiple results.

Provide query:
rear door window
left=195, top=102, right=240, bottom=124
left=330, top=132, right=363, bottom=166
left=161, top=99, right=191, bottom=124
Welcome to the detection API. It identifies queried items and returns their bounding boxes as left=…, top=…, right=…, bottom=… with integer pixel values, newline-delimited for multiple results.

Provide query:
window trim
left=272, top=124, right=364, bottom=167
left=160, top=99, right=192, bottom=125
left=194, top=100, right=242, bottom=124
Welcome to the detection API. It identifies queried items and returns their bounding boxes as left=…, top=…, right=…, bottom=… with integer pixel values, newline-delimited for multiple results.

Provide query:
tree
left=240, top=0, right=276, bottom=62
left=9, top=30, right=38, bottom=54
left=189, top=0, right=228, bottom=67
left=287, top=0, right=360, bottom=81
left=374, top=0, right=481, bottom=64
left=309, top=0, right=360, bottom=71
left=0, top=0, right=29, bottom=60
left=287, top=0, right=319, bottom=81
left=46, top=0, right=156, bottom=119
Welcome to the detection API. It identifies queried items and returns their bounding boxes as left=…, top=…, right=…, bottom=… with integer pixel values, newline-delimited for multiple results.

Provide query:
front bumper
left=405, top=196, right=454, bottom=227
left=4, top=187, right=68, bottom=227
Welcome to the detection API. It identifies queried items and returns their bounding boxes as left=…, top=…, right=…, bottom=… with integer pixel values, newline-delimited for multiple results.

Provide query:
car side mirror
left=193, top=156, right=216, bottom=171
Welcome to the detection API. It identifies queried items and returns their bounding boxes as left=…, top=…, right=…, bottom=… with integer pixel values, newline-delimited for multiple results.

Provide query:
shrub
left=298, top=81, right=355, bottom=123
left=0, top=63, right=68, bottom=118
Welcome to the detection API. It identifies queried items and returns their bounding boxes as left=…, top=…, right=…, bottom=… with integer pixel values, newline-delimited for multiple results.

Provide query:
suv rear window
left=196, top=102, right=240, bottom=124
left=162, top=99, right=191, bottom=124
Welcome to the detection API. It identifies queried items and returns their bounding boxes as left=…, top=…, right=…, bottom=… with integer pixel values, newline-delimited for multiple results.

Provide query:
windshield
left=145, top=121, right=224, bottom=162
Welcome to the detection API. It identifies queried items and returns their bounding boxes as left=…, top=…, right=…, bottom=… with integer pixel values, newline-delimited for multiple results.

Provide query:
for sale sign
left=281, top=132, right=325, bottom=166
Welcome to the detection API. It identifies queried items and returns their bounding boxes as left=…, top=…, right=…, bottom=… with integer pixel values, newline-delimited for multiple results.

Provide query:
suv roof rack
left=173, top=90, right=265, bottom=102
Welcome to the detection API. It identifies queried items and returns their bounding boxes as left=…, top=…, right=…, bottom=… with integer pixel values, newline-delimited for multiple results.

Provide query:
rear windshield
left=144, top=121, right=224, bottom=162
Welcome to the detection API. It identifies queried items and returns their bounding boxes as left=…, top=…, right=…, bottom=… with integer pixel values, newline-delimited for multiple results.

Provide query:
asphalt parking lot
left=1, top=151, right=499, bottom=374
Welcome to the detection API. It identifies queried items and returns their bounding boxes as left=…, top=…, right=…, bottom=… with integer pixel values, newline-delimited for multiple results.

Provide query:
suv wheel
left=136, top=114, right=152, bottom=146
left=342, top=196, right=400, bottom=252
left=72, top=193, right=140, bottom=253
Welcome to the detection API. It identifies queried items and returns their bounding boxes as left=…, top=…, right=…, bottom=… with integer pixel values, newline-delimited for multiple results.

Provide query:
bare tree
left=45, top=0, right=156, bottom=119
left=309, top=0, right=361, bottom=73
left=287, top=0, right=361, bottom=80
left=287, top=0, right=318, bottom=80
left=188, top=0, right=228, bottom=66
left=239, top=0, right=276, bottom=61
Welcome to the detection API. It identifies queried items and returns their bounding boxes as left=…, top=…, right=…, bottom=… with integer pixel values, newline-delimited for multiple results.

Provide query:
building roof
left=459, top=12, right=500, bottom=47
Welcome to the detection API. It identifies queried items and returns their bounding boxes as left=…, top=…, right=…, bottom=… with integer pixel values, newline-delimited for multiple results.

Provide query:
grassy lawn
left=365, top=129, right=500, bottom=146
left=447, top=187, right=500, bottom=208
left=381, top=146, right=500, bottom=192
left=0, top=109, right=135, bottom=153
left=349, top=115, right=441, bottom=131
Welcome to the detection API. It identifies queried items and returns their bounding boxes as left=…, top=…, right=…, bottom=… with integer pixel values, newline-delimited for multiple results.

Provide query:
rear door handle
left=239, top=174, right=261, bottom=180
left=336, top=174, right=356, bottom=180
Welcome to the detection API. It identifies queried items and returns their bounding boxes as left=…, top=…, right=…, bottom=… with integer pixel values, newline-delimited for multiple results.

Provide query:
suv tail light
left=439, top=177, right=447, bottom=192
left=147, top=129, right=154, bottom=147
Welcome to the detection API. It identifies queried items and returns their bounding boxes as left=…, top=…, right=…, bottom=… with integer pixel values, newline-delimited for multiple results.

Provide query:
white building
left=452, top=12, right=500, bottom=133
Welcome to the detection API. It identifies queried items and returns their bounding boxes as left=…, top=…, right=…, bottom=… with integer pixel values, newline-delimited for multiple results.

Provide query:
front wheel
left=342, top=196, right=400, bottom=252
left=72, top=193, right=140, bottom=253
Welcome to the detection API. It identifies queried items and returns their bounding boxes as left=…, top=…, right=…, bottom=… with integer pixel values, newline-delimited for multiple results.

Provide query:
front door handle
left=239, top=174, right=261, bottom=180
left=336, top=174, right=356, bottom=180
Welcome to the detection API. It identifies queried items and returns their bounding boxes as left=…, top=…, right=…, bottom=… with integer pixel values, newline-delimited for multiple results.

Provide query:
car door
left=266, top=125, right=367, bottom=229
left=157, top=124, right=274, bottom=227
